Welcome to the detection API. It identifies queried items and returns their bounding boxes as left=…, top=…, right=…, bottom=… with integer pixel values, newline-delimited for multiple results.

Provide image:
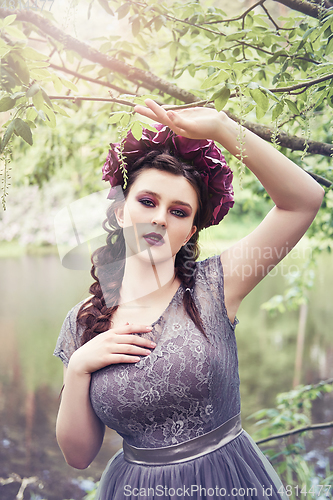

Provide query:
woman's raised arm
left=134, top=100, right=325, bottom=321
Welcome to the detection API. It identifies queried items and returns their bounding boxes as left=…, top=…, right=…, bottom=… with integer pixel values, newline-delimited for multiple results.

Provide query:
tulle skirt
left=95, top=431, right=288, bottom=500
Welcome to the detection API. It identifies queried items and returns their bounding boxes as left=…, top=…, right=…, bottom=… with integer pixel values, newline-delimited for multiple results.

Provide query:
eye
left=171, top=209, right=186, bottom=218
left=139, top=198, right=155, bottom=207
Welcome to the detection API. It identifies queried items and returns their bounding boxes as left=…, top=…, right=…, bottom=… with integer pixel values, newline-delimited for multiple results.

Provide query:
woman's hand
left=69, top=322, right=156, bottom=375
left=134, top=98, right=226, bottom=142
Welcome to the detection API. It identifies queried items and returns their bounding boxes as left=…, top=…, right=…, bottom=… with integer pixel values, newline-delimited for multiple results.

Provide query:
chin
left=126, top=245, right=175, bottom=265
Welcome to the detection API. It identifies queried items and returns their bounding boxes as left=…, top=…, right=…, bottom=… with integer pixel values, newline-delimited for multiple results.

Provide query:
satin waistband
left=123, top=413, right=243, bottom=466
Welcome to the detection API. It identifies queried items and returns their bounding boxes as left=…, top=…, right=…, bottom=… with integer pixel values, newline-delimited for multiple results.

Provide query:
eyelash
left=139, top=199, right=187, bottom=218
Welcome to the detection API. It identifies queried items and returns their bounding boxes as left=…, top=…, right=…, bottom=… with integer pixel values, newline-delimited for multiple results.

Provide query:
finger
left=165, top=111, right=194, bottom=136
left=111, top=343, right=153, bottom=356
left=111, top=323, right=154, bottom=335
left=134, top=104, right=159, bottom=121
left=136, top=99, right=177, bottom=130
left=108, top=354, right=144, bottom=364
left=113, top=333, right=156, bottom=349
left=145, top=99, right=178, bottom=128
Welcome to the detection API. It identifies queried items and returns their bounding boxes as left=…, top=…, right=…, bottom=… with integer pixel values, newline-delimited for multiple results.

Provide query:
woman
left=54, top=100, right=324, bottom=499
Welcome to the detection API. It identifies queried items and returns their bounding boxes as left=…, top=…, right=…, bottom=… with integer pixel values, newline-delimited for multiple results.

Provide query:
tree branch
left=268, top=73, right=333, bottom=94
left=256, top=420, right=333, bottom=444
left=0, top=7, right=199, bottom=104
left=229, top=112, right=333, bottom=158
left=45, top=93, right=333, bottom=165
left=48, top=63, right=135, bottom=95
left=204, top=0, right=266, bottom=24
left=49, top=95, right=136, bottom=106
left=273, top=0, right=332, bottom=19
left=2, top=9, right=332, bottom=164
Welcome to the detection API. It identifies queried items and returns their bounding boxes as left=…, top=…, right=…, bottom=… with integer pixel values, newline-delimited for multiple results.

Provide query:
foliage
left=1, top=0, right=333, bottom=308
left=250, top=380, right=333, bottom=499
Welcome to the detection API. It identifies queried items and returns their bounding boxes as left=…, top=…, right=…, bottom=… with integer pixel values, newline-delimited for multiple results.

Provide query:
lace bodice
left=54, top=255, right=240, bottom=448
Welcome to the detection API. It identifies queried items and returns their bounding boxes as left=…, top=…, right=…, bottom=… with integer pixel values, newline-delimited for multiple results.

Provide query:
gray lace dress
left=54, top=255, right=288, bottom=500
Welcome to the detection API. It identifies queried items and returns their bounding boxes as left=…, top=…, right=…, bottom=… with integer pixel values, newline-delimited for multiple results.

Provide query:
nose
left=151, top=207, right=167, bottom=228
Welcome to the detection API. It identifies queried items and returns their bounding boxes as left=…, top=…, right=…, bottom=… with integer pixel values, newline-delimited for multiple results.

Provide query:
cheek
left=123, top=202, right=141, bottom=224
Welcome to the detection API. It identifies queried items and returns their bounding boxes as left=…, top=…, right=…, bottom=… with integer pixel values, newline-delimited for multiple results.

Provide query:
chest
left=111, top=281, right=183, bottom=328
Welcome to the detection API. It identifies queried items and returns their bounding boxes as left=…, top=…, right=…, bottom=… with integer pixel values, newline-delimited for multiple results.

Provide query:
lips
left=143, top=232, right=165, bottom=246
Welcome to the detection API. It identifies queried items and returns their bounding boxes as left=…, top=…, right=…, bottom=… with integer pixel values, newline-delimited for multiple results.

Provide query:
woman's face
left=116, top=168, right=198, bottom=264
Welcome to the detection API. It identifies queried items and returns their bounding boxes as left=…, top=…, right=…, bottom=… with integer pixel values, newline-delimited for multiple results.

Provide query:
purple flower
left=102, top=124, right=234, bottom=227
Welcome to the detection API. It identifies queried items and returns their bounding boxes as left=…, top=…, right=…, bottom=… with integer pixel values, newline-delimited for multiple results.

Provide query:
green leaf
left=131, top=121, right=143, bottom=141
left=37, top=109, right=46, bottom=121
left=61, top=78, right=78, bottom=92
left=52, top=75, right=62, bottom=93
left=201, top=70, right=229, bottom=90
left=52, top=103, right=70, bottom=118
left=285, top=98, right=300, bottom=115
left=117, top=2, right=131, bottom=20
left=138, top=122, right=158, bottom=133
left=30, top=68, right=51, bottom=80
left=225, top=31, right=247, bottom=42
left=98, top=67, right=111, bottom=77
left=3, top=15, right=17, bottom=27
left=97, top=0, right=114, bottom=16
left=214, top=87, right=230, bottom=111
left=154, top=16, right=165, bottom=32
left=22, top=47, right=47, bottom=60
left=201, top=61, right=230, bottom=70
left=41, top=88, right=54, bottom=109
left=26, top=107, right=38, bottom=122
left=120, top=113, right=131, bottom=127
left=135, top=56, right=149, bottom=70
left=0, top=96, right=17, bottom=112
left=5, top=26, right=26, bottom=39
left=256, top=104, right=266, bottom=120
left=325, top=37, right=333, bottom=56
left=108, top=112, right=125, bottom=124
left=247, top=82, right=260, bottom=90
left=272, top=102, right=284, bottom=121
left=26, top=83, right=40, bottom=98
left=0, top=120, right=16, bottom=154
left=132, top=17, right=141, bottom=37
left=250, top=88, right=269, bottom=112
left=43, top=106, right=56, bottom=128
left=32, top=90, right=44, bottom=111
left=13, top=118, right=33, bottom=145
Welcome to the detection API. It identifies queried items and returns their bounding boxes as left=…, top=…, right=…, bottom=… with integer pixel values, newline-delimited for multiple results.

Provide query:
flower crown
left=102, top=124, right=234, bottom=228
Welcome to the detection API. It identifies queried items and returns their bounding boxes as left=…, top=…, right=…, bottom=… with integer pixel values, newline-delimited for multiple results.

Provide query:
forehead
left=130, top=169, right=198, bottom=208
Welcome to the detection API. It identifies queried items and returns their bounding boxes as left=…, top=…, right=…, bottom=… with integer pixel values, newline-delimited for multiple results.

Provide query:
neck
left=118, top=250, right=178, bottom=307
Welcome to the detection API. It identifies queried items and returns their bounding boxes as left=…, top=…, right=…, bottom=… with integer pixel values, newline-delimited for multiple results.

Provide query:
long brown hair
left=77, top=150, right=213, bottom=342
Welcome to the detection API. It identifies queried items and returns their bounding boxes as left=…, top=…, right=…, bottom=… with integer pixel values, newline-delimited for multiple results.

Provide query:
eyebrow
left=137, top=190, right=193, bottom=211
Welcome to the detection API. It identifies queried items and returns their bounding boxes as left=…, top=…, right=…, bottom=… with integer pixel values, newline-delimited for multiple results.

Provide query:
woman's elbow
left=56, top=432, right=101, bottom=470
left=311, top=184, right=325, bottom=212
left=64, top=455, right=93, bottom=470
left=58, top=443, right=97, bottom=469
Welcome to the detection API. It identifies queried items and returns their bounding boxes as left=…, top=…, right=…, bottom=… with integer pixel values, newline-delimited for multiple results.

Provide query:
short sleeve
left=195, top=254, right=239, bottom=331
left=53, top=301, right=85, bottom=367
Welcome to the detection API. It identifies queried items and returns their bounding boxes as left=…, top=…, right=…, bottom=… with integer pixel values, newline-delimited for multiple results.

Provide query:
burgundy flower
left=102, top=124, right=234, bottom=228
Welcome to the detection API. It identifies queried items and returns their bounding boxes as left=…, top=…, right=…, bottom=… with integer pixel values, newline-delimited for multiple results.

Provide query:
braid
left=77, top=199, right=126, bottom=345
left=175, top=236, right=209, bottom=340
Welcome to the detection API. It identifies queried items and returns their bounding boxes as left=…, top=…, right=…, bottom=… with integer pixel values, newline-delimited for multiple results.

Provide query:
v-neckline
left=150, top=282, right=184, bottom=327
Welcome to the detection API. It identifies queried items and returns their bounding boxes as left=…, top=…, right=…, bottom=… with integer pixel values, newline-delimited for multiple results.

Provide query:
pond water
left=0, top=248, right=332, bottom=499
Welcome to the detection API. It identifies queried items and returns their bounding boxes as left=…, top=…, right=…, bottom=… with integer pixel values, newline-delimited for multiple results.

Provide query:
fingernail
left=145, top=350, right=151, bottom=355
left=134, top=357, right=141, bottom=362
left=150, top=342, right=156, bottom=347
left=146, top=326, right=153, bottom=330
